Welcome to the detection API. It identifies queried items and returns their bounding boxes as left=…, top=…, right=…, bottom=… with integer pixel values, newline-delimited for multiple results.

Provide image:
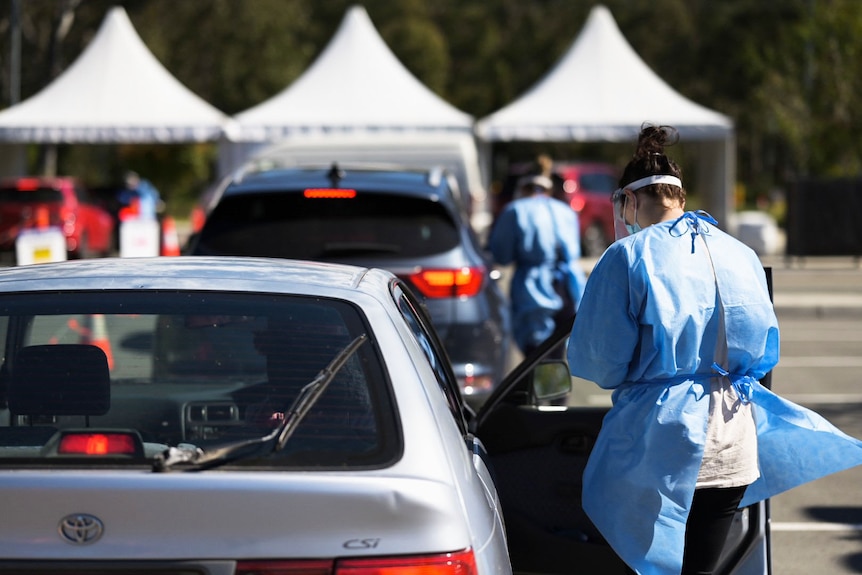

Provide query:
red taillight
left=569, top=194, right=586, bottom=212
left=57, top=432, right=139, bottom=456
left=236, top=551, right=477, bottom=575
left=409, top=267, right=483, bottom=298
left=235, top=560, right=334, bottom=575
left=337, top=550, right=478, bottom=575
left=60, top=206, right=76, bottom=234
left=304, top=188, right=357, bottom=199
left=190, top=206, right=207, bottom=232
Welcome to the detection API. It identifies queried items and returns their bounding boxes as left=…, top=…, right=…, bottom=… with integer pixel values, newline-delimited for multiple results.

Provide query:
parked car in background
left=496, top=161, right=618, bottom=257
left=187, top=163, right=511, bottom=408
left=0, top=256, right=772, bottom=575
left=0, top=176, right=115, bottom=263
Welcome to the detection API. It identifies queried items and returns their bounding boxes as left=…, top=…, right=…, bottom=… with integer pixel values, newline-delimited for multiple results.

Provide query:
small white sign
left=15, top=227, right=67, bottom=265
left=120, top=218, right=160, bottom=258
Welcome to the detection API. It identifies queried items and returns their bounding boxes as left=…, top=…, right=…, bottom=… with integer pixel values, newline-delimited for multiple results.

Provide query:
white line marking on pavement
left=782, top=393, right=862, bottom=404
left=777, top=357, right=862, bottom=368
left=771, top=522, right=862, bottom=532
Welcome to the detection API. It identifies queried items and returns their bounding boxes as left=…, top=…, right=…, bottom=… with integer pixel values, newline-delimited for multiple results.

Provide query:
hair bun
left=635, top=124, right=679, bottom=159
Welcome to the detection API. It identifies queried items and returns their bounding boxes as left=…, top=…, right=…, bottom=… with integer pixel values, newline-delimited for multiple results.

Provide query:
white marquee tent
left=0, top=6, right=232, bottom=174
left=475, top=4, right=736, bottom=223
left=230, top=4, right=473, bottom=140
left=219, top=4, right=477, bottom=177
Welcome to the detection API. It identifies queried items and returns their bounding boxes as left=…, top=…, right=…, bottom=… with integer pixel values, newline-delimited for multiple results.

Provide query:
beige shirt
left=696, top=377, right=760, bottom=488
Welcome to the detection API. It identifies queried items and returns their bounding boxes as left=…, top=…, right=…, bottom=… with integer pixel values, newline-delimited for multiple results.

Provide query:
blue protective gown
left=489, top=194, right=587, bottom=353
left=567, top=211, right=862, bottom=575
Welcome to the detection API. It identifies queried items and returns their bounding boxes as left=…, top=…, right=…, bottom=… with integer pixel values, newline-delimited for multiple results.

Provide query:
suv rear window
left=0, top=187, right=63, bottom=203
left=0, top=291, right=398, bottom=469
left=196, top=191, right=460, bottom=259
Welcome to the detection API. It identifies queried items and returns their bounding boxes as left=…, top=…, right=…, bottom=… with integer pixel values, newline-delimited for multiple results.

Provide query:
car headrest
left=8, top=344, right=111, bottom=416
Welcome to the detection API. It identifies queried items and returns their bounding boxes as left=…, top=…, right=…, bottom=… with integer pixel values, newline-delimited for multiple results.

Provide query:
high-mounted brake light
left=409, top=267, right=484, bottom=298
left=304, top=188, right=357, bottom=199
left=16, top=178, right=40, bottom=192
left=56, top=431, right=141, bottom=456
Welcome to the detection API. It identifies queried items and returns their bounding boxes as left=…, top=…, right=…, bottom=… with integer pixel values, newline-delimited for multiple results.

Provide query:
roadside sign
left=15, top=227, right=67, bottom=265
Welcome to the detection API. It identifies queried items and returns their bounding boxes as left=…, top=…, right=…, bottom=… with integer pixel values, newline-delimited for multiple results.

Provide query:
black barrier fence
left=786, top=177, right=862, bottom=257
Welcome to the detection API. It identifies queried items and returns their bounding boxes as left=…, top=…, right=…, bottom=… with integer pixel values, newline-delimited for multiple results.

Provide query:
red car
left=0, top=176, right=115, bottom=263
left=496, top=161, right=619, bottom=257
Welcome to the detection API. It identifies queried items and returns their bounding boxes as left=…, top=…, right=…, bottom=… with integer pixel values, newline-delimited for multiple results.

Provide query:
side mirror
left=532, top=361, right=572, bottom=403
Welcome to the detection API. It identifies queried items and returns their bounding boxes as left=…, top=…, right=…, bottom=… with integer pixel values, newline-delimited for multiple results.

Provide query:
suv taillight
left=236, top=549, right=478, bottom=575
left=409, top=267, right=484, bottom=298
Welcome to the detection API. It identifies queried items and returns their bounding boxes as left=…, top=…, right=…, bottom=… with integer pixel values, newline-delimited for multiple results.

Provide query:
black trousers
left=625, top=485, right=748, bottom=575
left=682, top=486, right=747, bottom=575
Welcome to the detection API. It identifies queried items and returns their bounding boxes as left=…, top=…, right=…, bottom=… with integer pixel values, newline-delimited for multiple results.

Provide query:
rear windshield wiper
left=153, top=333, right=368, bottom=472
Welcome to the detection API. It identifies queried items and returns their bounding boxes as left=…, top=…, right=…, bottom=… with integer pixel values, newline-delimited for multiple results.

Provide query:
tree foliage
left=0, top=0, right=860, bottom=212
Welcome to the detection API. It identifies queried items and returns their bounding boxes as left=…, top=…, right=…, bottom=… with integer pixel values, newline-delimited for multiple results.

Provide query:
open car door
left=471, top=270, right=774, bottom=575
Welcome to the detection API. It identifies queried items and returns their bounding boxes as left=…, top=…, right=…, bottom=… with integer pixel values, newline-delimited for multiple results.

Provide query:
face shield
left=612, top=188, right=637, bottom=240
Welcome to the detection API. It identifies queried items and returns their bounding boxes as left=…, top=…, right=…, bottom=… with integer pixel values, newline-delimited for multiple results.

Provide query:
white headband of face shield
left=612, top=175, right=683, bottom=201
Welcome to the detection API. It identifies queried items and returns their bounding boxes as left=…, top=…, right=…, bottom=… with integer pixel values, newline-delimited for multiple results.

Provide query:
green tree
left=2, top=0, right=862, bottom=217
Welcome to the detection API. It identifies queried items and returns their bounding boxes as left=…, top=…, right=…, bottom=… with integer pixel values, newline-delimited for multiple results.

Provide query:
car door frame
left=472, top=269, right=775, bottom=575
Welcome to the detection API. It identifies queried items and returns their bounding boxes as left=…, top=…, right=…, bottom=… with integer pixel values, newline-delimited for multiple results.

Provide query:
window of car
left=0, top=291, right=400, bottom=468
left=195, top=191, right=461, bottom=260
left=392, top=283, right=468, bottom=433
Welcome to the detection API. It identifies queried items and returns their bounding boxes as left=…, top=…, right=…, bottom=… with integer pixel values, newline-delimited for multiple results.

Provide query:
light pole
left=10, top=0, right=21, bottom=105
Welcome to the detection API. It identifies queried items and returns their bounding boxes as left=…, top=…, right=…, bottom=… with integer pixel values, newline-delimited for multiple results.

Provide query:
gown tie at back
left=670, top=210, right=719, bottom=253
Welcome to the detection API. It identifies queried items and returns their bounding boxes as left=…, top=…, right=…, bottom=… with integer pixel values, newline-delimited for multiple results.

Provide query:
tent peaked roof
left=233, top=4, right=473, bottom=141
left=0, top=6, right=231, bottom=143
left=476, top=4, right=732, bottom=142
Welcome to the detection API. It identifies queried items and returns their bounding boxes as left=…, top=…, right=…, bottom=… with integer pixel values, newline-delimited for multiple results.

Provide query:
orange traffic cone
left=82, top=314, right=115, bottom=371
left=161, top=216, right=181, bottom=256
left=35, top=205, right=50, bottom=229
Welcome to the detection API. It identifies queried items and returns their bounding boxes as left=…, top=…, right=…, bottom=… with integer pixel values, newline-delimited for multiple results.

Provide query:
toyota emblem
left=58, top=514, right=104, bottom=545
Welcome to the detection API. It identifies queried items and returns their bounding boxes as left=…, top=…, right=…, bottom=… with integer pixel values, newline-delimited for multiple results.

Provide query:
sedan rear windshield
left=0, top=291, right=398, bottom=469
left=195, top=191, right=460, bottom=260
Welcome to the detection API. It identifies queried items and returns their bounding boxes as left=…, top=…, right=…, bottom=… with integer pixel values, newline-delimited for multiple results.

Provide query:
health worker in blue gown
left=566, top=124, right=862, bottom=575
left=489, top=173, right=586, bottom=357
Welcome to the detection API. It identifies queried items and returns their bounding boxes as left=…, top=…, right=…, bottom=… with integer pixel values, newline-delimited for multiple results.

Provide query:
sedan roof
left=0, top=256, right=385, bottom=295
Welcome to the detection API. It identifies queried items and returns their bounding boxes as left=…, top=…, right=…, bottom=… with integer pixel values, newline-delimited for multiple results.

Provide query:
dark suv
left=188, top=164, right=512, bottom=408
